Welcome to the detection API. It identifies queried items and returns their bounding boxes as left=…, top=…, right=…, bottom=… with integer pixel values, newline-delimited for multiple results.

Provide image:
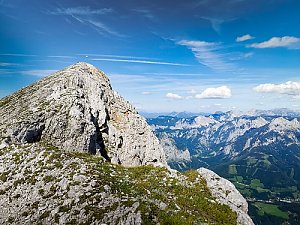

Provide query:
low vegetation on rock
left=0, top=143, right=237, bottom=224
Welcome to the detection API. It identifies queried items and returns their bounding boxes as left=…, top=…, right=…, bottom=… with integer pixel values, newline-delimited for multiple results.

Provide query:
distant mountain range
left=147, top=110, right=300, bottom=225
left=140, top=111, right=210, bottom=118
left=142, top=108, right=300, bottom=119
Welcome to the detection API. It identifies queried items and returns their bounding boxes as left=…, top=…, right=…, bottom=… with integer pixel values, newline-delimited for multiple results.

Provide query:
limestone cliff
left=0, top=62, right=253, bottom=224
left=0, top=62, right=165, bottom=167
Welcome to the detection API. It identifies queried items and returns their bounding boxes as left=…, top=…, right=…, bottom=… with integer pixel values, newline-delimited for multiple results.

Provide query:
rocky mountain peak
left=0, top=62, right=166, bottom=167
left=0, top=63, right=255, bottom=225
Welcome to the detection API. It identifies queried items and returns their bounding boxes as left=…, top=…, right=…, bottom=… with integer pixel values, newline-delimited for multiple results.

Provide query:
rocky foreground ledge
left=198, top=168, right=254, bottom=225
left=0, top=143, right=238, bottom=224
left=0, top=62, right=253, bottom=224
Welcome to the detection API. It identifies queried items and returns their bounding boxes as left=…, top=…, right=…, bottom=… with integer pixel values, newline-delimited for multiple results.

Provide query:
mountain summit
left=0, top=62, right=166, bottom=167
left=0, top=63, right=253, bottom=225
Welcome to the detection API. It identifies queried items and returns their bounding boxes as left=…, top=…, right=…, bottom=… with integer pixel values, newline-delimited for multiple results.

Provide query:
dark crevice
left=133, top=153, right=143, bottom=165
left=105, top=108, right=110, bottom=121
left=89, top=111, right=111, bottom=162
left=117, top=136, right=123, bottom=149
left=24, top=123, right=45, bottom=143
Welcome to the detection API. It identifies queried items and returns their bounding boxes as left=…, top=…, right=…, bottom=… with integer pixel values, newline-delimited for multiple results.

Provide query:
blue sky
left=1, top=0, right=300, bottom=113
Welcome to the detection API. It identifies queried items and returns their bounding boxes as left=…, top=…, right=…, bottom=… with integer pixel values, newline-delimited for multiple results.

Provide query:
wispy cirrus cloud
left=177, top=40, right=235, bottom=71
left=202, top=17, right=224, bottom=33
left=91, top=58, right=189, bottom=66
left=142, top=91, right=152, bottom=95
left=84, top=19, right=125, bottom=37
left=0, top=53, right=37, bottom=57
left=47, top=55, right=76, bottom=59
left=236, top=34, right=254, bottom=42
left=249, top=36, right=300, bottom=49
left=108, top=74, right=153, bottom=84
left=133, top=9, right=156, bottom=21
left=49, top=7, right=123, bottom=37
left=50, top=7, right=113, bottom=16
left=21, top=70, right=57, bottom=77
left=78, top=54, right=157, bottom=60
left=254, top=81, right=300, bottom=99
left=201, top=17, right=237, bottom=34
left=0, top=62, right=19, bottom=67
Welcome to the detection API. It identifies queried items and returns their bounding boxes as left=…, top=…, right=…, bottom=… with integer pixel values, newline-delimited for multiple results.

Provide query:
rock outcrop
left=0, top=143, right=238, bottom=225
left=0, top=62, right=253, bottom=224
left=198, top=168, right=254, bottom=225
left=0, top=62, right=166, bottom=167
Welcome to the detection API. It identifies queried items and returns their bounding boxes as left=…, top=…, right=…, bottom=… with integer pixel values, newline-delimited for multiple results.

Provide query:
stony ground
left=0, top=142, right=237, bottom=225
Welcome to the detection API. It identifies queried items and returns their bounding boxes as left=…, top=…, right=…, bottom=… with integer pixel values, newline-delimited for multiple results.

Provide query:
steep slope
left=198, top=168, right=254, bottom=225
left=0, top=63, right=253, bottom=224
left=0, top=62, right=165, bottom=167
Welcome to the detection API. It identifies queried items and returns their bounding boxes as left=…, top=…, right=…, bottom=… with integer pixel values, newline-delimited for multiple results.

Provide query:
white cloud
left=254, top=81, right=300, bottom=96
left=166, top=93, right=184, bottom=100
left=177, top=40, right=234, bottom=71
left=195, top=86, right=232, bottom=99
left=91, top=58, right=188, bottom=66
left=236, top=34, right=254, bottom=42
left=249, top=36, right=300, bottom=49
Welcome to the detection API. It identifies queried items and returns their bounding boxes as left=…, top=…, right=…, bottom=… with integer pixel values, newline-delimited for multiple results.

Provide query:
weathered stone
left=0, top=62, right=166, bottom=167
left=0, top=62, right=253, bottom=225
left=197, top=168, right=254, bottom=225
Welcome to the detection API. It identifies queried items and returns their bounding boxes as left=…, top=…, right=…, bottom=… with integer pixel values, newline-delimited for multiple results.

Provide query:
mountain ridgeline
left=148, top=111, right=300, bottom=225
left=0, top=62, right=166, bottom=167
left=0, top=63, right=253, bottom=224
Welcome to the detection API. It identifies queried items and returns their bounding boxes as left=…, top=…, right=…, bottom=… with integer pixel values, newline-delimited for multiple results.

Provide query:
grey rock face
left=0, top=144, right=143, bottom=225
left=197, top=168, right=254, bottom=225
left=0, top=62, right=254, bottom=224
left=0, top=62, right=166, bottom=167
left=0, top=143, right=238, bottom=225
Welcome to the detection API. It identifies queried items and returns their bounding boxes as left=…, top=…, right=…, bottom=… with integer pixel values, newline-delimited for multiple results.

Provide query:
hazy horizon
left=139, top=107, right=300, bottom=114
